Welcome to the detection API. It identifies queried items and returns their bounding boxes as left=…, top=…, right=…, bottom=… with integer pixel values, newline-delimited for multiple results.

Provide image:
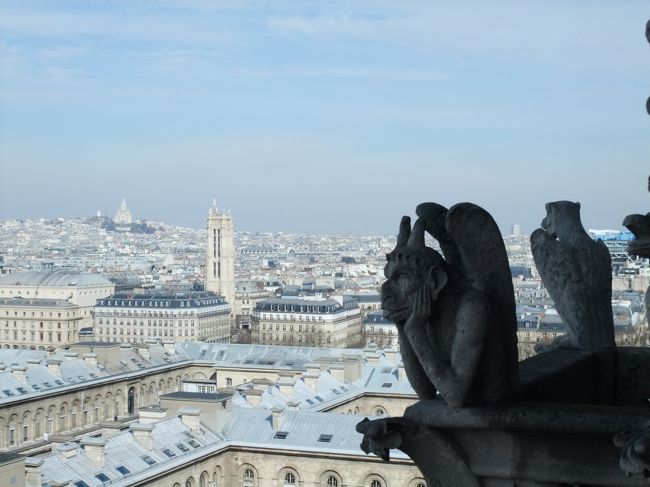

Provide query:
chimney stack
left=56, top=443, right=78, bottom=459
left=46, top=359, right=62, bottom=377
left=81, top=437, right=106, bottom=466
left=130, top=423, right=154, bottom=450
left=25, top=458, right=43, bottom=487
left=11, top=366, right=26, bottom=383
left=271, top=407, right=284, bottom=430
left=301, top=372, right=319, bottom=390
left=179, top=408, right=201, bottom=434
left=243, top=390, right=263, bottom=408
left=329, top=365, right=345, bottom=382
left=138, top=406, right=167, bottom=424
left=277, top=378, right=295, bottom=397
left=163, top=340, right=175, bottom=354
left=83, top=353, right=97, bottom=368
left=137, top=346, right=151, bottom=361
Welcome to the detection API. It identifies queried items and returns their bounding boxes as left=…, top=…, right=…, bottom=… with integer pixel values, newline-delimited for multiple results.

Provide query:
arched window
left=59, top=406, right=66, bottom=431
left=199, top=472, right=209, bottom=487
left=104, top=395, right=111, bottom=419
left=372, top=407, right=386, bottom=416
left=34, top=412, right=42, bottom=438
left=284, top=472, right=296, bottom=486
left=243, top=468, right=255, bottom=487
left=93, top=397, right=100, bottom=422
left=371, top=480, right=382, bottom=487
left=83, top=399, right=90, bottom=424
left=71, top=404, right=78, bottom=428
left=47, top=407, right=55, bottom=433
left=226, top=378, right=232, bottom=387
left=22, top=413, right=29, bottom=442
left=327, top=476, right=338, bottom=487
left=8, top=418, right=16, bottom=446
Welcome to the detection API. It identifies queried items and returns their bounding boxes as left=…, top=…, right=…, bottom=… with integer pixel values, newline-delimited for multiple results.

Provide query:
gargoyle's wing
left=445, top=203, right=512, bottom=294
left=530, top=228, right=583, bottom=286
left=444, top=202, right=519, bottom=386
left=415, top=202, right=461, bottom=267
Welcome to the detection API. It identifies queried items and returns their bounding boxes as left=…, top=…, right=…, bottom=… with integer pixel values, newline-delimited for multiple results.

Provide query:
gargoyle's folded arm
left=404, top=290, right=488, bottom=407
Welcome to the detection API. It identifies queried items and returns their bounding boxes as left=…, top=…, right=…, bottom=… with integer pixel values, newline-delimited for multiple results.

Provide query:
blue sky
left=0, top=0, right=648, bottom=234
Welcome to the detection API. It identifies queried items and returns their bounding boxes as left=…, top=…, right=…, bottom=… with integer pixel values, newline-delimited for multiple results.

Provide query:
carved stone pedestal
left=358, top=348, right=650, bottom=487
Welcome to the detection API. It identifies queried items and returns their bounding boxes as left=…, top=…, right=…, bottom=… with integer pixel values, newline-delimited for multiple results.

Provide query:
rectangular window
left=141, top=455, right=156, bottom=465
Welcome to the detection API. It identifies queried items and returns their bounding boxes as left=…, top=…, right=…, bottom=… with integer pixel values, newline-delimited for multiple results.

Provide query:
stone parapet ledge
left=357, top=345, right=650, bottom=487
left=359, top=399, right=650, bottom=487
left=405, top=399, right=649, bottom=437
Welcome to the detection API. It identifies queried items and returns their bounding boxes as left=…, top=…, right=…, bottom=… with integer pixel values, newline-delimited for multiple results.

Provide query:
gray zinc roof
left=36, top=416, right=222, bottom=487
left=0, top=271, right=112, bottom=287
left=223, top=407, right=409, bottom=458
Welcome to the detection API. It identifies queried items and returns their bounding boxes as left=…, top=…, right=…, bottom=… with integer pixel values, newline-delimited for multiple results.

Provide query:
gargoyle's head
left=541, top=201, right=581, bottom=240
left=381, top=216, right=448, bottom=323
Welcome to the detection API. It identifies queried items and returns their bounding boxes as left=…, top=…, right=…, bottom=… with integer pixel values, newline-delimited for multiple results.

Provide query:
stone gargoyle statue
left=623, top=174, right=650, bottom=258
left=531, top=201, right=615, bottom=350
left=623, top=174, right=650, bottom=315
left=381, top=202, right=519, bottom=408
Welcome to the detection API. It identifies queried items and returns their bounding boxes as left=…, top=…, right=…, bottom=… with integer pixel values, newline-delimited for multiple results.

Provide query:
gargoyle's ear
left=576, top=201, right=581, bottom=210
left=429, top=266, right=448, bottom=300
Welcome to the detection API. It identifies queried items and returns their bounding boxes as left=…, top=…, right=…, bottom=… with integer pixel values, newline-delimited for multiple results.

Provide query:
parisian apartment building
left=93, top=291, right=231, bottom=344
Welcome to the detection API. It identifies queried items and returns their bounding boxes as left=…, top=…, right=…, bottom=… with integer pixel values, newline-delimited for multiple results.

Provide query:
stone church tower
left=205, top=200, right=235, bottom=309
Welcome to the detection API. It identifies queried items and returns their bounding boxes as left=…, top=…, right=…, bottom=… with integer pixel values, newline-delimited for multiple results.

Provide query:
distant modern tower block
left=114, top=197, right=133, bottom=225
left=205, top=200, right=236, bottom=310
left=511, top=224, right=521, bottom=237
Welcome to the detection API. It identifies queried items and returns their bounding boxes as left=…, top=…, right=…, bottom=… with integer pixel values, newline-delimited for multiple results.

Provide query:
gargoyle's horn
left=407, top=218, right=426, bottom=249
left=396, top=216, right=411, bottom=247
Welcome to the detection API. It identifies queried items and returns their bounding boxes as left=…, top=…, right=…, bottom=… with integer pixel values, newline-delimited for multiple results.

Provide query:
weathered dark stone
left=531, top=201, right=615, bottom=350
left=519, top=348, right=617, bottom=405
left=357, top=416, right=480, bottom=487
left=623, top=173, right=650, bottom=319
left=614, top=420, right=650, bottom=477
left=623, top=173, right=650, bottom=258
left=358, top=397, right=650, bottom=487
left=646, top=18, right=650, bottom=45
left=381, top=202, right=519, bottom=407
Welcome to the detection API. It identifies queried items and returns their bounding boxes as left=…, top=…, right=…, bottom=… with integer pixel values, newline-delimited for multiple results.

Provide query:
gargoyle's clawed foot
left=356, top=417, right=405, bottom=462
left=614, top=421, right=650, bottom=477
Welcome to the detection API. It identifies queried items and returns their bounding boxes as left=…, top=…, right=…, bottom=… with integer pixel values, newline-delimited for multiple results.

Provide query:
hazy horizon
left=1, top=1, right=648, bottom=235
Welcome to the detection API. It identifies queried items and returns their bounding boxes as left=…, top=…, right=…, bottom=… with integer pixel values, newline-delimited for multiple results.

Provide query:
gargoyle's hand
left=405, top=285, right=432, bottom=331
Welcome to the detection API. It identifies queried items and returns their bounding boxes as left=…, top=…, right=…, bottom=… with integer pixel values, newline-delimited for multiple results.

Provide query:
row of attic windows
left=99, top=298, right=222, bottom=307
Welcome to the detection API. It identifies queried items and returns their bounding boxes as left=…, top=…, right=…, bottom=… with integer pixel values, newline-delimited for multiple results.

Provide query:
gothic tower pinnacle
left=205, top=200, right=235, bottom=312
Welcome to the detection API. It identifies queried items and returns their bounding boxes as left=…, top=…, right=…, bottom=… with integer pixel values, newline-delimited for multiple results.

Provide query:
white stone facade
left=0, top=298, right=82, bottom=348
left=205, top=202, right=236, bottom=311
left=94, top=292, right=231, bottom=344
left=251, top=297, right=362, bottom=348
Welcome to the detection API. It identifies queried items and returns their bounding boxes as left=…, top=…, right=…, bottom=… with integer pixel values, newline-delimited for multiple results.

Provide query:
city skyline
left=1, top=1, right=649, bottom=234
